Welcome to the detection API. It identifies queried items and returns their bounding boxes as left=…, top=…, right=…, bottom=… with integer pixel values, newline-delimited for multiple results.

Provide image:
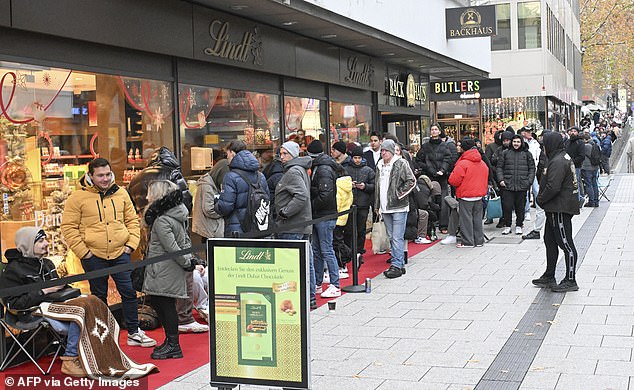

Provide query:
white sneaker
left=323, top=272, right=330, bottom=284
left=339, top=268, right=349, bottom=279
left=415, top=236, right=432, bottom=244
left=320, top=285, right=341, bottom=298
left=525, top=213, right=532, bottom=221
left=515, top=226, right=523, bottom=235
left=315, top=284, right=323, bottom=294
left=127, top=329, right=157, bottom=347
left=440, top=235, right=456, bottom=245
left=178, top=321, right=209, bottom=333
left=502, top=227, right=511, bottom=235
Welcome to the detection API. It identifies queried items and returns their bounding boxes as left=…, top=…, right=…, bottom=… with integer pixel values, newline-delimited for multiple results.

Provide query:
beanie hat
left=346, top=142, right=358, bottom=155
left=332, top=141, right=347, bottom=155
left=380, top=139, right=396, bottom=155
left=350, top=146, right=363, bottom=157
left=281, top=141, right=300, bottom=158
left=307, top=139, right=323, bottom=156
left=15, top=227, right=46, bottom=259
left=461, top=137, right=476, bottom=151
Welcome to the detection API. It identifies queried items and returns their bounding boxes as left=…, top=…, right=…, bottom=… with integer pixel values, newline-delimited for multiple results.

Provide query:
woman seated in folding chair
left=0, top=227, right=156, bottom=379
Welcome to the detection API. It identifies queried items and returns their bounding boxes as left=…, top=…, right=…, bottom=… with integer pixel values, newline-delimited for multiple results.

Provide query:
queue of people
left=3, top=119, right=610, bottom=379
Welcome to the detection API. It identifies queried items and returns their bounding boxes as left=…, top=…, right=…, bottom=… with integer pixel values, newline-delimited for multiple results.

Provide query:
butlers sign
left=446, top=6, right=496, bottom=39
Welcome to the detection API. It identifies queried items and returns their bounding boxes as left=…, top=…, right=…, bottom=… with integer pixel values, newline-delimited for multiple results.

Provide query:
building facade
left=0, top=0, right=489, bottom=262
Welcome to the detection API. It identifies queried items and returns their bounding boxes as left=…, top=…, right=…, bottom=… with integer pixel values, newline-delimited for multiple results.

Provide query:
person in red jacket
left=448, top=138, right=490, bottom=248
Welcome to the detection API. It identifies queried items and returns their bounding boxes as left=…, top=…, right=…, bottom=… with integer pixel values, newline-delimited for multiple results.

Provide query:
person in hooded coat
left=449, top=138, right=489, bottom=247
left=532, top=131, right=581, bottom=293
left=497, top=134, right=535, bottom=235
left=143, top=180, right=196, bottom=359
left=215, top=141, right=270, bottom=237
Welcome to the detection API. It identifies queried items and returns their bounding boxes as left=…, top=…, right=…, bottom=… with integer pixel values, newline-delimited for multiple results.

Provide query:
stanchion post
left=342, top=206, right=365, bottom=293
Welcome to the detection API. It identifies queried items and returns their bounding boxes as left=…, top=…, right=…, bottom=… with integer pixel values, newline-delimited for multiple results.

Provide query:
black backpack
left=589, top=143, right=601, bottom=166
left=235, top=171, right=271, bottom=233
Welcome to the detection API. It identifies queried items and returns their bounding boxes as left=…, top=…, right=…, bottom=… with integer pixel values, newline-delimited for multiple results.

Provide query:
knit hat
left=350, top=146, right=363, bottom=157
left=15, top=227, right=46, bottom=259
left=306, top=139, right=323, bottom=156
left=461, top=137, right=476, bottom=150
left=281, top=141, right=300, bottom=158
left=380, top=139, right=396, bottom=155
left=332, top=141, right=347, bottom=154
left=501, top=131, right=514, bottom=141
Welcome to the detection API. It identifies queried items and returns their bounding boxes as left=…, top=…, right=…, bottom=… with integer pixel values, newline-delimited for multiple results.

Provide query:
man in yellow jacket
left=61, top=158, right=156, bottom=348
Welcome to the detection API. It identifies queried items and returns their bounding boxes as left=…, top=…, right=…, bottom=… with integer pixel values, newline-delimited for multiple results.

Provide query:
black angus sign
left=446, top=6, right=496, bottom=39
left=430, top=78, right=501, bottom=101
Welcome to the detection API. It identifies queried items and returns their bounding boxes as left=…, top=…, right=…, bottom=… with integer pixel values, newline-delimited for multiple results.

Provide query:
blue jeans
left=581, top=169, right=599, bottom=204
left=47, top=318, right=80, bottom=357
left=312, top=219, right=339, bottom=288
left=277, top=233, right=315, bottom=300
left=382, top=211, right=407, bottom=268
left=575, top=167, right=584, bottom=201
left=81, top=253, right=138, bottom=334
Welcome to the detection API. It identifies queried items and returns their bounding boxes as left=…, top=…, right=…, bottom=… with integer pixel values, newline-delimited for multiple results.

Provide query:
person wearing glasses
left=61, top=158, right=156, bottom=349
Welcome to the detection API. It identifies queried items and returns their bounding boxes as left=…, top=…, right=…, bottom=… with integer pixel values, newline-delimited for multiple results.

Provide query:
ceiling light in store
left=321, top=34, right=337, bottom=39
left=229, top=119, right=248, bottom=123
left=405, top=59, right=414, bottom=63
left=282, top=21, right=297, bottom=26
left=384, top=53, right=395, bottom=56
left=355, top=44, right=367, bottom=48
left=230, top=5, right=248, bottom=10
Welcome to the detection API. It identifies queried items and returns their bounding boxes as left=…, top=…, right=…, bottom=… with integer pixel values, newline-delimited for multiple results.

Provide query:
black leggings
left=150, top=295, right=178, bottom=336
left=543, top=212, right=578, bottom=281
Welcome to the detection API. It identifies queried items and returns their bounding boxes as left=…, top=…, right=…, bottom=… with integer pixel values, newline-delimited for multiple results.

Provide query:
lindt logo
left=236, top=248, right=274, bottom=264
left=204, top=20, right=263, bottom=65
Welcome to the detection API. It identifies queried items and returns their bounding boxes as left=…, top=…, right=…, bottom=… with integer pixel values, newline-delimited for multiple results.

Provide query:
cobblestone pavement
left=161, top=174, right=634, bottom=390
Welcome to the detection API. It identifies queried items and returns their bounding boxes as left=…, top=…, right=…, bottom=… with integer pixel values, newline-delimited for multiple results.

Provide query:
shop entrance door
left=381, top=113, right=426, bottom=151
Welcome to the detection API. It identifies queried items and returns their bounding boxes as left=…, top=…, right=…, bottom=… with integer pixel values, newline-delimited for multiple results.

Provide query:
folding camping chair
left=597, top=175, right=613, bottom=202
left=0, top=299, right=66, bottom=375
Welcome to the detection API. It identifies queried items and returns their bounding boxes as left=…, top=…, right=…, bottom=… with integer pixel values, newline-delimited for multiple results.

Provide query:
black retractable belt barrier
left=0, top=207, right=371, bottom=298
left=342, top=205, right=365, bottom=293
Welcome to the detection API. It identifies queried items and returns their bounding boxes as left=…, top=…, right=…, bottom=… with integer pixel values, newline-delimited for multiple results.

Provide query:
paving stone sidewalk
left=161, top=174, right=633, bottom=390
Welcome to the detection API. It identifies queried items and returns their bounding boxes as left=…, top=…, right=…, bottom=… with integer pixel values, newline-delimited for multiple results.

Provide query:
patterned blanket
left=40, top=295, right=157, bottom=379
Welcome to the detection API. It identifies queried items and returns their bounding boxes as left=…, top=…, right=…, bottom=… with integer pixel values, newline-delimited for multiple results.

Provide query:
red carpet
left=315, top=239, right=437, bottom=307
left=1, top=240, right=435, bottom=388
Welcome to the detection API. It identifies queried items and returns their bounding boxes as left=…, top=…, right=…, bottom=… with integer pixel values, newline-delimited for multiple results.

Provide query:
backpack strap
left=235, top=170, right=258, bottom=188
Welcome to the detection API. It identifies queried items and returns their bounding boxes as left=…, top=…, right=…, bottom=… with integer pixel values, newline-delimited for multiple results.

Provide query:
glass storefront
left=329, top=101, right=372, bottom=145
left=178, top=84, right=280, bottom=177
left=436, top=99, right=481, bottom=141
left=0, top=60, right=174, bottom=260
left=283, top=96, right=327, bottom=154
left=481, top=96, right=545, bottom=144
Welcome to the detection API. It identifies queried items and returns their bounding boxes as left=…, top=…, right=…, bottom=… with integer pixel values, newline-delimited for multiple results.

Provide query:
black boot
left=153, top=338, right=168, bottom=353
left=151, top=334, right=183, bottom=359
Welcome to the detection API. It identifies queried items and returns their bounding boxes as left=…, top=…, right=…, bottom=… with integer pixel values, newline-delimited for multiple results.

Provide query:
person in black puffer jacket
left=343, top=147, right=375, bottom=262
left=215, top=141, right=270, bottom=237
left=415, top=124, right=451, bottom=230
left=532, top=131, right=580, bottom=292
left=306, top=140, right=342, bottom=297
left=497, top=134, right=535, bottom=234
left=127, top=147, right=193, bottom=213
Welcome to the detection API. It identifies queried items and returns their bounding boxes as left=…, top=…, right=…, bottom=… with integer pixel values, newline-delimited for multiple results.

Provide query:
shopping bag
left=486, top=188, right=503, bottom=219
left=371, top=217, right=391, bottom=254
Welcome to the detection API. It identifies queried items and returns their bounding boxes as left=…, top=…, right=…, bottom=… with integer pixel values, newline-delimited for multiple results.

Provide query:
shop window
left=518, top=2, right=542, bottom=49
left=0, top=60, right=173, bottom=262
left=328, top=102, right=372, bottom=146
left=178, top=84, right=280, bottom=177
left=491, top=3, right=511, bottom=51
left=283, top=96, right=326, bottom=154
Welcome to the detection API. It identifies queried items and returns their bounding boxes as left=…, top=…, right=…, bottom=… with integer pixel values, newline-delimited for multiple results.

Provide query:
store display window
left=0, top=60, right=174, bottom=262
left=178, top=84, right=280, bottom=177
left=283, top=96, right=327, bottom=154
left=329, top=102, right=372, bottom=145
